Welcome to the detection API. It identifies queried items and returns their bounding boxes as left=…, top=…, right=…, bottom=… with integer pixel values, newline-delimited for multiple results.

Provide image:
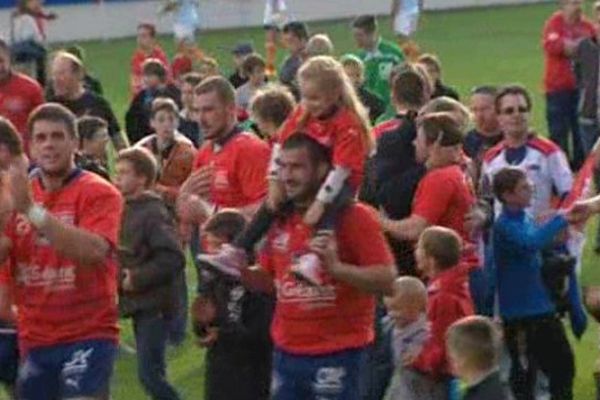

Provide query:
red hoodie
left=411, top=263, right=474, bottom=378
left=542, top=11, right=595, bottom=93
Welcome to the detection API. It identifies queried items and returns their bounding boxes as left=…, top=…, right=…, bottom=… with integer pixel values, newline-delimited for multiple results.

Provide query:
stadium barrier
left=0, top=0, right=551, bottom=43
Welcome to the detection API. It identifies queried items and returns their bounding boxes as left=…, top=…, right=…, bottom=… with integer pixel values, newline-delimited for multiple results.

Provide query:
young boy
left=76, top=116, right=110, bottom=181
left=398, top=226, right=474, bottom=400
left=446, top=316, right=509, bottom=400
left=179, top=72, right=203, bottom=147
left=340, top=54, right=385, bottom=123
left=192, top=210, right=273, bottom=400
left=125, top=59, right=182, bottom=144
left=248, top=84, right=296, bottom=141
left=236, top=53, right=268, bottom=111
left=492, top=166, right=576, bottom=400
left=115, top=147, right=185, bottom=400
left=383, top=276, right=429, bottom=400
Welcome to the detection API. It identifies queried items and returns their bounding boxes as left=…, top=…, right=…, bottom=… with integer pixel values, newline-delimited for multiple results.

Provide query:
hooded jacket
left=411, top=263, right=474, bottom=378
left=118, top=191, right=185, bottom=317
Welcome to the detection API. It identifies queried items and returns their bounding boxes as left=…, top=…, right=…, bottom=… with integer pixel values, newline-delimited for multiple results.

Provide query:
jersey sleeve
left=0, top=215, right=17, bottom=286
left=338, top=204, right=394, bottom=267
left=235, top=139, right=269, bottom=204
left=412, top=170, right=456, bottom=225
left=548, top=150, right=573, bottom=198
left=542, top=16, right=565, bottom=57
left=331, top=116, right=368, bottom=188
left=78, top=180, right=123, bottom=248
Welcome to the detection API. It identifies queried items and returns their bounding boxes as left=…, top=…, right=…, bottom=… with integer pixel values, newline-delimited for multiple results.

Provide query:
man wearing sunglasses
left=481, top=85, right=573, bottom=220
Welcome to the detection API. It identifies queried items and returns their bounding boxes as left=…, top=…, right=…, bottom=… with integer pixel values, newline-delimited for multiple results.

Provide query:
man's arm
left=381, top=214, right=429, bottom=242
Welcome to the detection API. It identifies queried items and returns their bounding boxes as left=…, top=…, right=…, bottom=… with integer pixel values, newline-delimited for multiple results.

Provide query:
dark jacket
left=432, top=80, right=460, bottom=100
left=463, top=371, right=510, bottom=400
left=125, top=84, right=182, bottom=144
left=358, top=85, right=385, bottom=123
left=118, top=191, right=185, bottom=317
left=574, top=37, right=600, bottom=121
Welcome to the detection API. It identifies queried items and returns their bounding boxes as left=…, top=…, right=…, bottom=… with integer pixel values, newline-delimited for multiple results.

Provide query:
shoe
left=197, top=244, right=247, bottom=278
left=291, top=253, right=323, bottom=286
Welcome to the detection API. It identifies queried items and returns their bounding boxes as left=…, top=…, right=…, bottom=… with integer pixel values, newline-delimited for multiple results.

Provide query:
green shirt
left=357, top=38, right=405, bottom=106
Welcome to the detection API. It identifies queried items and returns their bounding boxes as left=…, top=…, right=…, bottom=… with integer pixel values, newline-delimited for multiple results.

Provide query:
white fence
left=0, top=0, right=551, bottom=43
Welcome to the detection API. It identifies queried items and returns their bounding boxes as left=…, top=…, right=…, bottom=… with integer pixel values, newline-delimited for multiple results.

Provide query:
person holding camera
left=492, top=166, right=582, bottom=400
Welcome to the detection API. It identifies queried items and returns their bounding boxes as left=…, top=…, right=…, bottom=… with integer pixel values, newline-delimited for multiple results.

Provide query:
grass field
left=24, top=2, right=600, bottom=399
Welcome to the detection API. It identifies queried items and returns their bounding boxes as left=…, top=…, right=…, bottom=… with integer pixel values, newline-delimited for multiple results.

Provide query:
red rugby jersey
left=0, top=170, right=122, bottom=354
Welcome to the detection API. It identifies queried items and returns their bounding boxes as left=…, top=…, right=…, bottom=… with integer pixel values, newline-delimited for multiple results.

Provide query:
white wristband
left=27, top=204, right=48, bottom=229
left=316, top=167, right=351, bottom=204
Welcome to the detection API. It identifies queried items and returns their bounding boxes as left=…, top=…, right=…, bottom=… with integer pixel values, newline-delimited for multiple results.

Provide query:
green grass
left=29, top=2, right=600, bottom=398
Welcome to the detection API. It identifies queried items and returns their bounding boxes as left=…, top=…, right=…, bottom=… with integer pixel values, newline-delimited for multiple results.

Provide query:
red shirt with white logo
left=278, top=106, right=369, bottom=190
left=193, top=130, right=270, bottom=208
left=0, top=72, right=44, bottom=153
left=542, top=11, right=596, bottom=93
left=0, top=170, right=123, bottom=354
left=412, top=164, right=479, bottom=266
left=258, top=202, right=394, bottom=355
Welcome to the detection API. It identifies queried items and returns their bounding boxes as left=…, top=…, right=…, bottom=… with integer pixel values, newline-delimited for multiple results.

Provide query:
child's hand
left=303, top=200, right=326, bottom=226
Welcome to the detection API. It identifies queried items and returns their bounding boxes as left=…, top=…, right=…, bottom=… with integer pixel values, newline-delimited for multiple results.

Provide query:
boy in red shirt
left=403, top=226, right=474, bottom=399
left=130, top=23, right=169, bottom=96
left=0, top=104, right=122, bottom=399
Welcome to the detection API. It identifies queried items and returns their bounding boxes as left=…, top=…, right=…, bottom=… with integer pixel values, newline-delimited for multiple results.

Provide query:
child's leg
left=504, top=321, right=536, bottom=400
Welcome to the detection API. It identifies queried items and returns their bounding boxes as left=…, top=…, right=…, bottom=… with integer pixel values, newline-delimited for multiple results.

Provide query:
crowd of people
left=1, top=0, right=600, bottom=399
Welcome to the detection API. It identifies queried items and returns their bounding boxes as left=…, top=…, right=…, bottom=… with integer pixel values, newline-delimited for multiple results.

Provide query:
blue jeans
left=272, top=347, right=367, bottom=400
left=133, top=313, right=181, bottom=400
left=546, top=90, right=584, bottom=169
left=168, top=272, right=188, bottom=346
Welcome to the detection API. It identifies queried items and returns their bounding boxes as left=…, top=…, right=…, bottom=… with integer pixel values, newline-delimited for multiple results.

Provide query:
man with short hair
left=0, top=103, right=123, bottom=399
left=131, top=23, right=170, bottom=95
left=352, top=15, right=405, bottom=108
left=49, top=52, right=126, bottom=150
left=250, top=133, right=396, bottom=400
left=481, top=85, right=573, bottom=219
left=279, top=21, right=309, bottom=89
left=542, top=0, right=596, bottom=170
left=0, top=39, right=44, bottom=155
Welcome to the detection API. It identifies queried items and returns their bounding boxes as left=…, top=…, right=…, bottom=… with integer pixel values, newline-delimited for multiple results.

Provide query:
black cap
left=232, top=42, right=254, bottom=56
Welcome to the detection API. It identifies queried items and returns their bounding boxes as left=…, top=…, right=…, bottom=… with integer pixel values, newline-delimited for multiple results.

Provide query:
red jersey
left=542, top=11, right=596, bottom=93
left=278, top=106, right=369, bottom=190
left=259, top=203, right=394, bottom=355
left=411, top=263, right=474, bottom=377
left=0, top=170, right=123, bottom=354
left=412, top=164, right=479, bottom=266
left=0, top=72, right=44, bottom=153
left=193, top=130, right=270, bottom=208
left=130, top=46, right=170, bottom=95
left=171, top=54, right=193, bottom=81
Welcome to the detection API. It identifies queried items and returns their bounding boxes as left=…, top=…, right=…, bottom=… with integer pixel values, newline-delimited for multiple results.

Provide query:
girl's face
left=299, top=79, right=339, bottom=118
left=151, top=109, right=177, bottom=141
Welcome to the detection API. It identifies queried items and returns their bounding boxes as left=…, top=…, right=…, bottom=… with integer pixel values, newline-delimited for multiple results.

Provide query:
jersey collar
left=213, top=125, right=242, bottom=153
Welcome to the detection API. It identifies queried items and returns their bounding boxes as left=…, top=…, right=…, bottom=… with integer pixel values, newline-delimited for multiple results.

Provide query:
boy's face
left=447, top=347, right=467, bottom=378
left=82, top=128, right=109, bottom=159
left=415, top=239, right=435, bottom=278
left=233, top=54, right=245, bottom=69
left=137, top=27, right=155, bottom=50
left=114, top=160, right=147, bottom=197
left=151, top=109, right=178, bottom=141
left=202, top=232, right=226, bottom=254
left=143, top=74, right=161, bottom=90
left=253, top=115, right=278, bottom=139
left=249, top=66, right=266, bottom=86
left=383, top=292, right=424, bottom=328
left=181, top=82, right=195, bottom=110
left=503, top=177, right=533, bottom=209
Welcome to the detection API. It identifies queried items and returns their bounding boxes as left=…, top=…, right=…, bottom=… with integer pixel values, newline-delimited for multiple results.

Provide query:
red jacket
left=542, top=11, right=595, bottom=93
left=411, top=263, right=474, bottom=378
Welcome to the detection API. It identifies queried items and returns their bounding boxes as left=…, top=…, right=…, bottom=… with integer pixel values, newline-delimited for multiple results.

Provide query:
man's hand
left=121, top=269, right=135, bottom=292
left=309, top=230, right=341, bottom=276
left=180, top=166, right=214, bottom=199
left=7, top=156, right=32, bottom=214
left=196, top=327, right=219, bottom=347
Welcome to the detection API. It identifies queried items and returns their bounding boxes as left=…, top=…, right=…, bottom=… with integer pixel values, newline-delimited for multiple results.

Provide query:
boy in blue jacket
left=492, top=166, right=577, bottom=400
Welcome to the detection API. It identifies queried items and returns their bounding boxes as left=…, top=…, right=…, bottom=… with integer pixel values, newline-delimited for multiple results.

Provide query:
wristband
left=27, top=204, right=48, bottom=229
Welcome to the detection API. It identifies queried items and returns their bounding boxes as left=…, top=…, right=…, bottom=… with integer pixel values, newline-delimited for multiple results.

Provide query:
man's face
left=282, top=32, right=304, bottom=53
left=280, top=147, right=326, bottom=203
left=181, top=82, right=195, bottom=110
left=470, top=93, right=499, bottom=134
left=0, top=49, right=11, bottom=82
left=343, top=64, right=363, bottom=88
left=352, top=28, right=373, bottom=50
left=497, top=94, right=530, bottom=140
left=51, top=57, right=79, bottom=98
left=137, top=27, right=155, bottom=50
left=150, top=109, right=178, bottom=141
left=562, top=0, right=583, bottom=20
left=193, top=91, right=235, bottom=140
left=0, top=145, right=11, bottom=170
left=30, top=120, right=77, bottom=177
left=114, top=160, right=146, bottom=197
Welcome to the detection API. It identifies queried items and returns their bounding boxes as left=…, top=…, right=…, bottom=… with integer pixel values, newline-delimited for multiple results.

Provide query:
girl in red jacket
left=200, top=56, right=373, bottom=285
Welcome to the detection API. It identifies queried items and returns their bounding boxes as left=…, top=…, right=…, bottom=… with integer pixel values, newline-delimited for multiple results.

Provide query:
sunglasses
left=500, top=106, right=529, bottom=115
